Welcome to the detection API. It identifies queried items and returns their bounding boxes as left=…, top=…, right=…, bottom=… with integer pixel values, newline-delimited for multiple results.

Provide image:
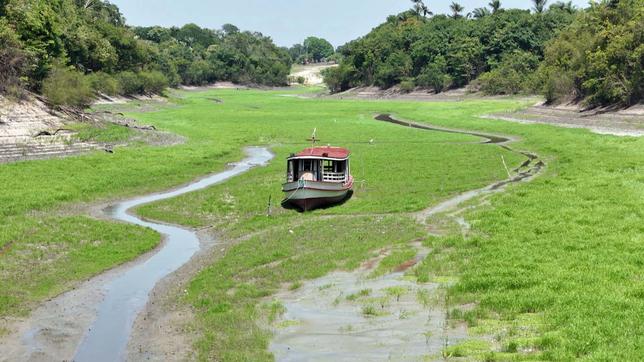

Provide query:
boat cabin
left=286, top=146, right=350, bottom=184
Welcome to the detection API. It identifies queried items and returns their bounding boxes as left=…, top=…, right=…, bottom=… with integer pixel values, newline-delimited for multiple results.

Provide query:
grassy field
left=1, top=87, right=642, bottom=360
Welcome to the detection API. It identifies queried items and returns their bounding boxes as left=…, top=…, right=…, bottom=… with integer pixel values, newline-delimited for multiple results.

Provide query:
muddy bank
left=270, top=245, right=466, bottom=361
left=0, top=147, right=273, bottom=362
left=484, top=103, right=644, bottom=137
left=125, top=227, right=219, bottom=361
left=334, top=86, right=469, bottom=101
left=0, top=94, right=104, bottom=163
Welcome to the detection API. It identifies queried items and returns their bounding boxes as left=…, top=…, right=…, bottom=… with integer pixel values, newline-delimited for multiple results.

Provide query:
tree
left=303, top=36, right=334, bottom=62
left=288, top=43, right=306, bottom=62
left=449, top=2, right=465, bottom=19
left=539, top=0, right=642, bottom=106
left=532, top=0, right=548, bottom=13
left=410, top=0, right=432, bottom=17
left=0, top=18, right=27, bottom=96
left=472, top=7, right=491, bottom=19
left=488, top=0, right=502, bottom=13
left=549, top=1, right=576, bottom=13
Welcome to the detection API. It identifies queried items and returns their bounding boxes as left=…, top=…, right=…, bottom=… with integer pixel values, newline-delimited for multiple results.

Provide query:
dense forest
left=0, top=0, right=291, bottom=106
left=1, top=0, right=640, bottom=108
left=324, top=0, right=642, bottom=107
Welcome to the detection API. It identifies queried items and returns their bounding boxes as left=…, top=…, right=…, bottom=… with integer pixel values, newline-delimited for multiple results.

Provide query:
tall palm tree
left=550, top=0, right=576, bottom=13
left=411, top=0, right=432, bottom=18
left=532, top=0, right=548, bottom=13
left=450, top=1, right=465, bottom=19
left=472, top=7, right=491, bottom=19
left=488, top=0, right=502, bottom=14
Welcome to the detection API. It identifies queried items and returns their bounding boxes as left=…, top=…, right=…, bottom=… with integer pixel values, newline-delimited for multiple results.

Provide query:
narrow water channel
left=74, top=147, right=273, bottom=362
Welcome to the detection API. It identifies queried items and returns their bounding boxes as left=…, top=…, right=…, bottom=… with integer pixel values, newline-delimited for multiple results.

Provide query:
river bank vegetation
left=324, top=0, right=642, bottom=107
left=0, top=0, right=291, bottom=106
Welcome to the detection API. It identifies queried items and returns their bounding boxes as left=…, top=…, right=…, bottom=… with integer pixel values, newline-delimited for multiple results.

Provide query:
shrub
left=322, top=64, right=357, bottom=93
left=87, top=72, right=121, bottom=96
left=374, top=51, right=412, bottom=89
left=116, top=71, right=144, bottom=95
left=399, top=78, right=415, bottom=93
left=416, top=57, right=453, bottom=93
left=139, top=70, right=168, bottom=94
left=541, top=67, right=576, bottom=104
left=42, top=67, right=94, bottom=107
left=296, top=76, right=305, bottom=85
left=477, top=51, right=540, bottom=95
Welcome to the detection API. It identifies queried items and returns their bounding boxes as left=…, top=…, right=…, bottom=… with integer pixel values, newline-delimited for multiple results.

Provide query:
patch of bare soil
left=179, top=82, right=248, bottom=92
left=333, top=86, right=472, bottom=101
left=289, top=63, right=337, bottom=86
left=0, top=94, right=186, bottom=163
left=269, top=243, right=466, bottom=362
left=0, top=95, right=103, bottom=163
left=485, top=102, right=644, bottom=137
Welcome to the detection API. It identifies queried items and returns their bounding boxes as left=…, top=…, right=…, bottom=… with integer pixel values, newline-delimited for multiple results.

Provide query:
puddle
left=73, top=147, right=272, bottom=362
left=270, top=246, right=466, bottom=361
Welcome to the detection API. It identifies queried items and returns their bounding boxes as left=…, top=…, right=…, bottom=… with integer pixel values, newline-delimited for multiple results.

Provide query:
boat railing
left=322, top=172, right=346, bottom=182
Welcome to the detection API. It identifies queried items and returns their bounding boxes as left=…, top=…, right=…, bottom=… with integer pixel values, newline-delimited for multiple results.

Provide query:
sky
left=111, top=0, right=590, bottom=48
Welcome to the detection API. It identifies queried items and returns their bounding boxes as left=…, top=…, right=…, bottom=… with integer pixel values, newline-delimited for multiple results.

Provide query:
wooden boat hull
left=282, top=178, right=353, bottom=211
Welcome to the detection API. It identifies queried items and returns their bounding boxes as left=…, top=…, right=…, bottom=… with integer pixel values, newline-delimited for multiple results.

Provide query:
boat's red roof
left=296, top=146, right=350, bottom=159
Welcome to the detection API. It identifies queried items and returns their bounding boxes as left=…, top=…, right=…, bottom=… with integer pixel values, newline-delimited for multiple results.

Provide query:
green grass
left=1, top=86, right=641, bottom=361
left=188, top=215, right=423, bottom=360
left=0, top=215, right=158, bottom=315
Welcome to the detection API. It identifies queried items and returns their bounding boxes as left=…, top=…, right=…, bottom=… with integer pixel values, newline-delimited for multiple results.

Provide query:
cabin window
left=294, top=159, right=320, bottom=182
left=322, top=159, right=347, bottom=182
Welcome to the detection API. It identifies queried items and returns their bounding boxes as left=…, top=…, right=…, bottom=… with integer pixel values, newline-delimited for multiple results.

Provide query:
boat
left=282, top=146, right=353, bottom=211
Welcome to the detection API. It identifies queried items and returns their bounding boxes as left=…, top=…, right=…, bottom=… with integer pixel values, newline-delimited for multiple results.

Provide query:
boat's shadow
left=281, top=190, right=354, bottom=213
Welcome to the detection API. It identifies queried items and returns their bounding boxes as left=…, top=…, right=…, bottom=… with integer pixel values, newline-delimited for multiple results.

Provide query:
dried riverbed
left=0, top=147, right=272, bottom=362
left=268, top=115, right=544, bottom=361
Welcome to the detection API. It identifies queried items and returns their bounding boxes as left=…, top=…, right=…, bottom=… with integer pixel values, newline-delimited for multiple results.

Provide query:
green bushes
left=399, top=78, right=415, bottom=93
left=0, top=0, right=291, bottom=100
left=327, top=10, right=575, bottom=93
left=42, top=67, right=94, bottom=107
left=476, top=51, right=540, bottom=95
left=416, top=56, right=452, bottom=92
left=116, top=70, right=169, bottom=96
left=116, top=71, right=144, bottom=96
left=41, top=67, right=169, bottom=105
left=539, top=0, right=643, bottom=106
left=139, top=70, right=168, bottom=94
left=87, top=72, right=121, bottom=96
left=321, top=64, right=358, bottom=93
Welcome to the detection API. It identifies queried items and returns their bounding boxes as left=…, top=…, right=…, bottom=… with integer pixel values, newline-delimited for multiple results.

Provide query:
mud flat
left=0, top=147, right=272, bottom=362
left=270, top=245, right=466, bottom=361
left=485, top=103, right=644, bottom=137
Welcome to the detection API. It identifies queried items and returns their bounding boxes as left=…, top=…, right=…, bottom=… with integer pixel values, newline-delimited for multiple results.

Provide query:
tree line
left=324, top=0, right=642, bottom=107
left=288, top=36, right=336, bottom=64
left=0, top=0, right=292, bottom=106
